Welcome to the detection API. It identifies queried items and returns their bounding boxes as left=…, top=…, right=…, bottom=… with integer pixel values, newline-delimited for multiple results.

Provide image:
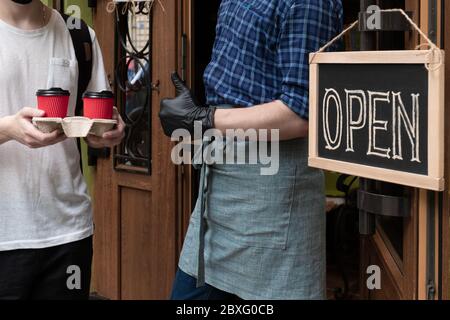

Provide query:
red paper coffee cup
left=83, top=91, right=114, bottom=119
left=36, top=88, right=70, bottom=118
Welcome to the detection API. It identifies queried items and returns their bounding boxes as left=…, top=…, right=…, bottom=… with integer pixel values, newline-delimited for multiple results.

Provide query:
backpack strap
left=61, top=13, right=109, bottom=167
left=60, top=13, right=93, bottom=116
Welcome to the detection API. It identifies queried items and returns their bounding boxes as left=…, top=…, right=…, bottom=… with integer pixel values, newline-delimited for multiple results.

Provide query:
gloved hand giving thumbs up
left=159, top=72, right=216, bottom=137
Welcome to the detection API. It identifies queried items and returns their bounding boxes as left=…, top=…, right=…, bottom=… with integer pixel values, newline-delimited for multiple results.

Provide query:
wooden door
left=360, top=0, right=448, bottom=300
left=91, top=0, right=180, bottom=300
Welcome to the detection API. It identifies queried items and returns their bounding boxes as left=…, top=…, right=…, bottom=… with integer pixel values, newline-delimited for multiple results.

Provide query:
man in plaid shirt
left=160, top=0, right=343, bottom=300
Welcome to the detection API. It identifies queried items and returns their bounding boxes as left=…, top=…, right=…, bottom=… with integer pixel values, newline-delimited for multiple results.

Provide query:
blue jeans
left=170, top=268, right=239, bottom=300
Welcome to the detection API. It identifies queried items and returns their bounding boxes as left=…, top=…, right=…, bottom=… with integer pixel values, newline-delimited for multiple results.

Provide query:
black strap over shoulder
left=60, top=13, right=93, bottom=116
left=60, top=12, right=111, bottom=168
left=60, top=13, right=110, bottom=167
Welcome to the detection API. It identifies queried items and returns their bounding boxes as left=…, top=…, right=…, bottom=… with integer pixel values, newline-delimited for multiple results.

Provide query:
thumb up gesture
left=159, top=72, right=215, bottom=137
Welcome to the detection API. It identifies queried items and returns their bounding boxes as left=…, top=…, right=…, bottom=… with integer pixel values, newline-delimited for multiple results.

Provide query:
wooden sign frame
left=308, top=50, right=445, bottom=191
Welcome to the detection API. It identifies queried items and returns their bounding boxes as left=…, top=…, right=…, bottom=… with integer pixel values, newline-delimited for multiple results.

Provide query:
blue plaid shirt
left=204, top=0, right=343, bottom=119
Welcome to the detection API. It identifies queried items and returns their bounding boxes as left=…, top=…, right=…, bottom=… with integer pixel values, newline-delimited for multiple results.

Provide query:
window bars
left=113, top=1, right=153, bottom=174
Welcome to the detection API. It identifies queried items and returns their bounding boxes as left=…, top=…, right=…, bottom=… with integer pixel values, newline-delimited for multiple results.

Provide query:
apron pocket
left=207, top=163, right=296, bottom=250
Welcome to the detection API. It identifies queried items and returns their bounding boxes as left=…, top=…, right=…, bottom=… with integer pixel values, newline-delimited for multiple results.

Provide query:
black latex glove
left=159, top=72, right=216, bottom=137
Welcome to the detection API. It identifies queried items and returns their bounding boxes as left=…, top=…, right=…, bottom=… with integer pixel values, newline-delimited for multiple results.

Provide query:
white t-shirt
left=0, top=10, right=110, bottom=251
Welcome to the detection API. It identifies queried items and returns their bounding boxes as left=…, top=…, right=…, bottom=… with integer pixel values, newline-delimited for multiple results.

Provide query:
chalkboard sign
left=308, top=51, right=445, bottom=191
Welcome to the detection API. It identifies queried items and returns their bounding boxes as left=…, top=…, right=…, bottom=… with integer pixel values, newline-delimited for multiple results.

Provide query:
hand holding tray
left=32, top=117, right=117, bottom=138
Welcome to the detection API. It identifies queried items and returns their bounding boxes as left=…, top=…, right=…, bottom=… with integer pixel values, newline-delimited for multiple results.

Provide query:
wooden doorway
left=91, top=0, right=180, bottom=300
left=359, top=0, right=448, bottom=300
left=177, top=0, right=221, bottom=250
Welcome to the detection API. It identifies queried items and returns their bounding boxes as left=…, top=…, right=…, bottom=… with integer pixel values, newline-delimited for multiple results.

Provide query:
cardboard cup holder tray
left=32, top=117, right=117, bottom=138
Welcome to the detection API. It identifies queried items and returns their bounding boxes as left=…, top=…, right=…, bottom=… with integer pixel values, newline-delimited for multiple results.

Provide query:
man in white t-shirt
left=0, top=0, right=125, bottom=299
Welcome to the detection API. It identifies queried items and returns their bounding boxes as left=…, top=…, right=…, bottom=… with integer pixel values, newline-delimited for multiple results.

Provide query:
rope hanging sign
left=310, top=9, right=443, bottom=71
left=308, top=9, right=445, bottom=191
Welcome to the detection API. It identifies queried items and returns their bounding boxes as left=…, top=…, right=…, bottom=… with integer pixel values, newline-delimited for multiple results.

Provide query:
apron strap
left=196, top=139, right=212, bottom=288
left=194, top=105, right=232, bottom=287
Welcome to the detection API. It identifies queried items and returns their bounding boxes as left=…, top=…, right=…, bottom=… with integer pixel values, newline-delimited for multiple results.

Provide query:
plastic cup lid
left=36, top=87, right=70, bottom=97
left=83, top=91, right=114, bottom=99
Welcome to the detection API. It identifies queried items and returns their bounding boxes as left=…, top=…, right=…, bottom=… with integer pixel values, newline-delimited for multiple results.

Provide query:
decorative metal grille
left=113, top=2, right=152, bottom=174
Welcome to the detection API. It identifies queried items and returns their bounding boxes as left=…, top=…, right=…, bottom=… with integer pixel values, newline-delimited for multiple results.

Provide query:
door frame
left=360, top=0, right=448, bottom=300
left=442, top=0, right=450, bottom=301
left=176, top=0, right=195, bottom=258
left=416, top=0, right=448, bottom=300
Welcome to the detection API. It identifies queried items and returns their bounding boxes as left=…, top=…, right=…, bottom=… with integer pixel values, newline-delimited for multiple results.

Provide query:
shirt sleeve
left=86, top=28, right=111, bottom=92
left=277, top=1, right=342, bottom=120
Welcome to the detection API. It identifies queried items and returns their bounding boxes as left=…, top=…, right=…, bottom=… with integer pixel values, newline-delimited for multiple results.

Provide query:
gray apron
left=179, top=107, right=326, bottom=300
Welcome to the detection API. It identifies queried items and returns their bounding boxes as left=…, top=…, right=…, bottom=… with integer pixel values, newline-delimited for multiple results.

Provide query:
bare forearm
left=214, top=100, right=309, bottom=140
left=0, top=117, right=12, bottom=145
